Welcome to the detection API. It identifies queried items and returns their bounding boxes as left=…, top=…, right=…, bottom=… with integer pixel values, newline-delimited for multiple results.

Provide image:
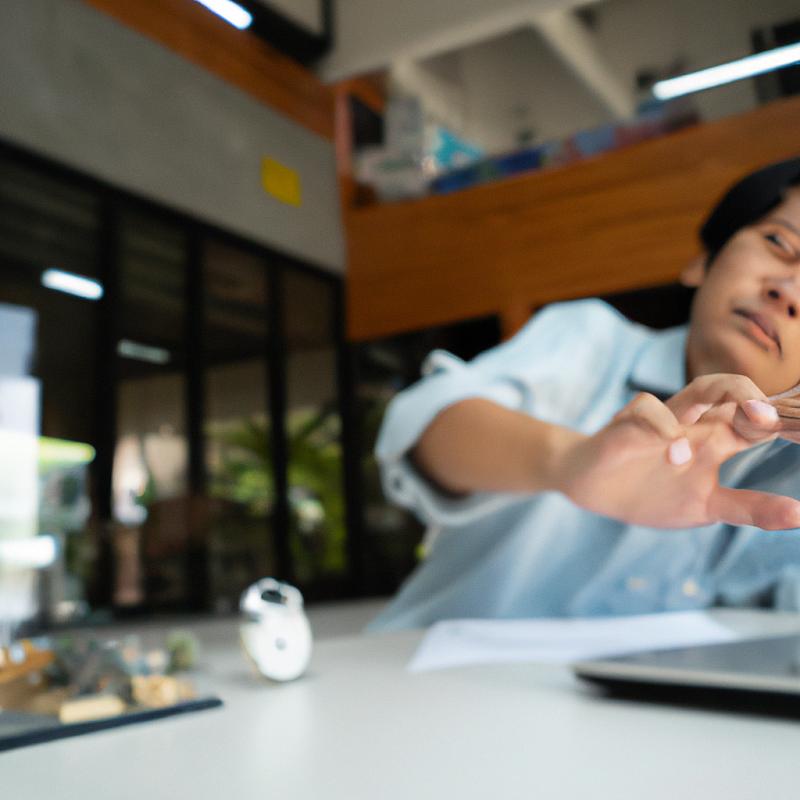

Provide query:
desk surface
left=5, top=609, right=800, bottom=800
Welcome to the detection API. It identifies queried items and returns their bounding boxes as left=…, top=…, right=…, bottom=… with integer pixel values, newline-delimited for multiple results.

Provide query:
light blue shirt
left=370, top=299, right=800, bottom=631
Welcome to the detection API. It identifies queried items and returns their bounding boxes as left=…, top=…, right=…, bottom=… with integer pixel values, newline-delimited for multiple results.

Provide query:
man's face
left=686, top=186, right=800, bottom=397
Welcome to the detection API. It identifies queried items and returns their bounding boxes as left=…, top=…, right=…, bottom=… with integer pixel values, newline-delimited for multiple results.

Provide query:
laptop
left=573, top=634, right=800, bottom=714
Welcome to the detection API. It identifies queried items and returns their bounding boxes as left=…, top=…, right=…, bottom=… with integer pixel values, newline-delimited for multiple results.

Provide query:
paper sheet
left=408, top=611, right=740, bottom=673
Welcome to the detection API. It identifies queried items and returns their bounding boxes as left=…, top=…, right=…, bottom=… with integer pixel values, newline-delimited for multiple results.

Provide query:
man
left=370, top=157, right=800, bottom=630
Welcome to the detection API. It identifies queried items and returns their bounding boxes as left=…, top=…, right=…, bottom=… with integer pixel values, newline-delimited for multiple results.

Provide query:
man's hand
left=666, top=374, right=781, bottom=443
left=769, top=390, right=800, bottom=443
left=667, top=372, right=800, bottom=444
left=558, top=390, right=800, bottom=531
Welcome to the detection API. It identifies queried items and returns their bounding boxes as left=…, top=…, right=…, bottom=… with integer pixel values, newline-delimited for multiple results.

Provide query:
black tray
left=0, top=696, right=223, bottom=752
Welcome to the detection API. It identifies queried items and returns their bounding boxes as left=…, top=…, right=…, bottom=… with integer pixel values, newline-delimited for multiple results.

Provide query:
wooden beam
left=534, top=9, right=635, bottom=120
left=82, top=0, right=334, bottom=140
left=334, top=74, right=387, bottom=117
left=346, top=95, right=800, bottom=341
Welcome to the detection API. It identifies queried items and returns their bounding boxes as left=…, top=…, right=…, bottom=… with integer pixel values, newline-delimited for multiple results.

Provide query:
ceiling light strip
left=41, top=269, right=104, bottom=300
left=653, top=42, right=800, bottom=100
left=192, top=0, right=253, bottom=30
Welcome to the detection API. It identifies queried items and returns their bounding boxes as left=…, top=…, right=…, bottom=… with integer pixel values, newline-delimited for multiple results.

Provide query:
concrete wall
left=0, top=0, right=344, bottom=273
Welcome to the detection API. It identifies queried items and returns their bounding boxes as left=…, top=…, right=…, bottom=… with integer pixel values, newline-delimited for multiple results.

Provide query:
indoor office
left=2, top=0, right=800, bottom=796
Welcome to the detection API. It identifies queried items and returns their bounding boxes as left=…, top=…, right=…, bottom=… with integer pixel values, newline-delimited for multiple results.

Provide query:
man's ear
left=680, top=255, right=706, bottom=288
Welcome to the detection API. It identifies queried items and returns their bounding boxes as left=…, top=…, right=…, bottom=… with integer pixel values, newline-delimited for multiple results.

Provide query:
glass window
left=283, top=270, right=346, bottom=595
left=0, top=146, right=353, bottom=626
left=0, top=156, right=100, bottom=633
left=113, top=210, right=189, bottom=609
left=203, top=239, right=275, bottom=612
left=353, top=316, right=501, bottom=595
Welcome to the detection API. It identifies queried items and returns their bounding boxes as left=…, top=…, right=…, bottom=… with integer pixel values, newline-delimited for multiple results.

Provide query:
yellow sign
left=261, top=157, right=302, bottom=207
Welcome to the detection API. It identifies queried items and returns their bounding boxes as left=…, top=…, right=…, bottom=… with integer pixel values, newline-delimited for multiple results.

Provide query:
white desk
left=4, top=609, right=800, bottom=800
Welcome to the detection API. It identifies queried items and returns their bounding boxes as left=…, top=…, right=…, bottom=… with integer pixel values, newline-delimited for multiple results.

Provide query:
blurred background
left=0, top=0, right=798, bottom=637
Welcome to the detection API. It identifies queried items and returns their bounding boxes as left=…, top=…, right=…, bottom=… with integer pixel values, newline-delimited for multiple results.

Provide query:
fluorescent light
left=653, top=42, right=800, bottom=100
left=41, top=269, right=103, bottom=300
left=117, top=339, right=171, bottom=365
left=192, top=0, right=253, bottom=29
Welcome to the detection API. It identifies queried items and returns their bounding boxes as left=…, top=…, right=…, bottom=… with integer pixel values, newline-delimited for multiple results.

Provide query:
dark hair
left=700, top=157, right=800, bottom=266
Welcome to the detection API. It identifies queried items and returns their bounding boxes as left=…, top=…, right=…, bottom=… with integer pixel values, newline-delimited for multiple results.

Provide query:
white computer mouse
left=239, top=578, right=312, bottom=682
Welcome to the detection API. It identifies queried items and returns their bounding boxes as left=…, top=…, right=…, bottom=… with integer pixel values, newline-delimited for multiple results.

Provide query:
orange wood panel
left=346, top=95, right=800, bottom=342
left=82, top=0, right=334, bottom=140
left=335, top=74, right=387, bottom=116
left=334, top=86, right=358, bottom=210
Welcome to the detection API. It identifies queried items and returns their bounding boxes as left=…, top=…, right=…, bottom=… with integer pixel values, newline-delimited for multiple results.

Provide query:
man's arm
left=412, top=398, right=582, bottom=496
left=411, top=388, right=800, bottom=531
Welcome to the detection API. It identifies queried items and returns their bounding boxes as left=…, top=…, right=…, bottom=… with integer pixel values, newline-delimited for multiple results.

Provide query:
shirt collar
left=628, top=325, right=688, bottom=399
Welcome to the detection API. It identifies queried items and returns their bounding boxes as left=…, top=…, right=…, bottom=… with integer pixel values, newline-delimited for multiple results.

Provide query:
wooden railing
left=344, top=95, right=800, bottom=342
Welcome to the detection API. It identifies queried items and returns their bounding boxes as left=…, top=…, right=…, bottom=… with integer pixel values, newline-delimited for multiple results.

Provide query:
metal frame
left=0, top=135, right=360, bottom=615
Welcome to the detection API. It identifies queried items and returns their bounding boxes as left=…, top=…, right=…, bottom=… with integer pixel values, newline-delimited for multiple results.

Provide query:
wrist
left=533, top=424, right=588, bottom=495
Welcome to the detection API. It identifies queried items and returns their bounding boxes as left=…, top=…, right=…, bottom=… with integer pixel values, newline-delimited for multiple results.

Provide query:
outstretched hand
left=666, top=373, right=800, bottom=444
left=559, top=384, right=800, bottom=531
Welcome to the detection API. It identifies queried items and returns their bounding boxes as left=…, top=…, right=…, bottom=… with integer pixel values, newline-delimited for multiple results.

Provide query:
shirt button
left=682, top=578, right=700, bottom=597
left=627, top=577, right=648, bottom=592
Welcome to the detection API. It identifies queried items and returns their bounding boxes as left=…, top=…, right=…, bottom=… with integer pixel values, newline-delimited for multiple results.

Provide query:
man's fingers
left=666, top=438, right=692, bottom=466
left=741, top=399, right=780, bottom=425
left=668, top=374, right=769, bottom=425
left=675, top=402, right=713, bottom=425
left=695, top=401, right=777, bottom=448
left=619, top=392, right=683, bottom=440
left=709, top=486, right=800, bottom=531
left=734, top=405, right=779, bottom=443
left=774, top=397, right=800, bottom=421
left=760, top=397, right=800, bottom=443
left=617, top=393, right=694, bottom=465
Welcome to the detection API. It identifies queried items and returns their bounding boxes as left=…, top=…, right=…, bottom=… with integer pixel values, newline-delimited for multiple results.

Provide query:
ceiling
left=316, top=0, right=800, bottom=153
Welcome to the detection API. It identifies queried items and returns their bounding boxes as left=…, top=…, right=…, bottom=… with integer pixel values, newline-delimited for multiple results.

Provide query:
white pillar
left=533, top=9, right=635, bottom=120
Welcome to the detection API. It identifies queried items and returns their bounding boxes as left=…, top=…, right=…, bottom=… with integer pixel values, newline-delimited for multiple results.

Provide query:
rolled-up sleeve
left=376, top=350, right=528, bottom=526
